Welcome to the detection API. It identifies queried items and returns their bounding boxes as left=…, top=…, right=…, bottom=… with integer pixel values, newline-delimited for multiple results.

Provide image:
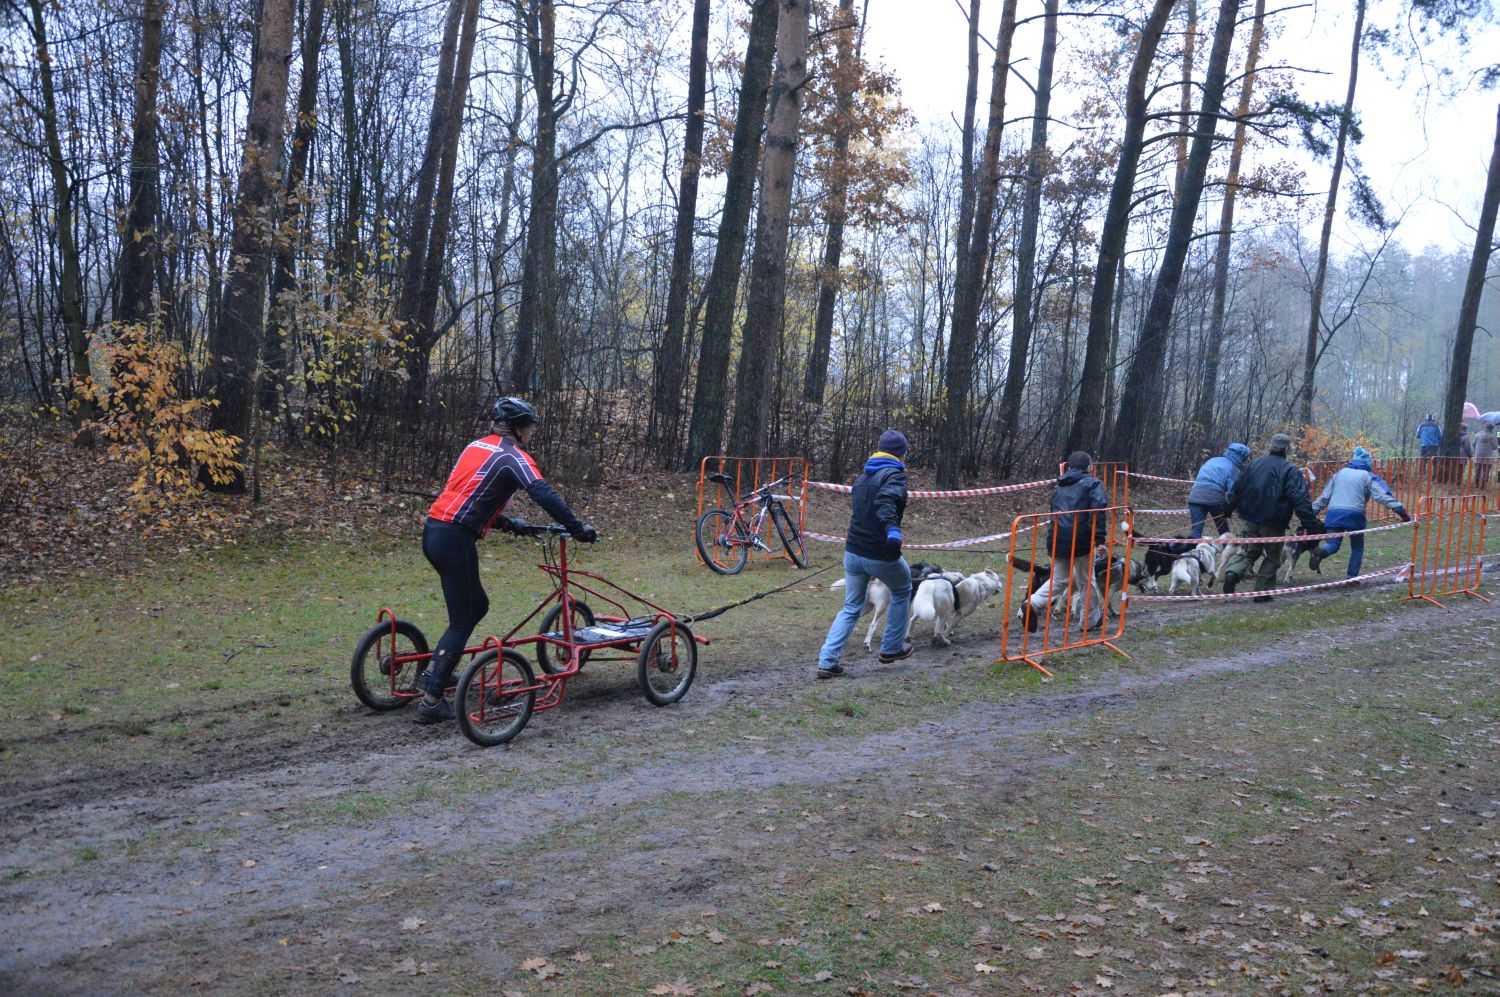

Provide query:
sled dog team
left=815, top=431, right=1407, bottom=679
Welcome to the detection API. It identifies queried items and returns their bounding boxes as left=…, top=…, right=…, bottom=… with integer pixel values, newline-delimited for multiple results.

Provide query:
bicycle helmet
left=490, top=396, right=537, bottom=429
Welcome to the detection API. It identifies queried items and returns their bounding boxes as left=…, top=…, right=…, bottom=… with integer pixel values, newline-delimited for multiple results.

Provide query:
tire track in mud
left=1, top=588, right=1481, bottom=985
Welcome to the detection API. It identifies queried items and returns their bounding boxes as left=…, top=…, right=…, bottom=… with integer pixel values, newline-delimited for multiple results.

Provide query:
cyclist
left=416, top=397, right=597, bottom=723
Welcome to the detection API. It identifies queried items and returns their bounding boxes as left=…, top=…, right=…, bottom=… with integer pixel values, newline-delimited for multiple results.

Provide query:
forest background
left=1, top=0, right=1499, bottom=511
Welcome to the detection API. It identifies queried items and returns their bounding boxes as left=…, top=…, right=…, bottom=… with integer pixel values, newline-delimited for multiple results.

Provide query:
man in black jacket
left=1021, top=452, right=1110, bottom=633
left=817, top=430, right=914, bottom=677
left=1221, top=433, right=1322, bottom=601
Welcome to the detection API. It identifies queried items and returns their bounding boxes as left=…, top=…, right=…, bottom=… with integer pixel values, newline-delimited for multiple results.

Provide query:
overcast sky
left=860, top=0, right=1500, bottom=255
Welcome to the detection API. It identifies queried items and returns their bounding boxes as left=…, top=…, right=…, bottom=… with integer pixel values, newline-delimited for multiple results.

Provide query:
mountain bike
left=694, top=473, right=807, bottom=575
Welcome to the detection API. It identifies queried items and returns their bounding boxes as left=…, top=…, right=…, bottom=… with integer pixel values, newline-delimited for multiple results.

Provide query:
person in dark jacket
left=1186, top=443, right=1251, bottom=538
left=1021, top=451, right=1111, bottom=633
left=1416, top=414, right=1442, bottom=458
left=1221, top=433, right=1322, bottom=601
left=817, top=430, right=914, bottom=677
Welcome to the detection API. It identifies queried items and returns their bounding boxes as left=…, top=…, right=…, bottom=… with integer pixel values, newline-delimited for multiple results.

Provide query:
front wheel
left=350, top=620, right=429, bottom=710
left=637, top=619, right=698, bottom=706
left=696, top=509, right=748, bottom=575
left=771, top=502, right=807, bottom=568
left=537, top=600, right=594, bottom=674
left=455, top=648, right=536, bottom=747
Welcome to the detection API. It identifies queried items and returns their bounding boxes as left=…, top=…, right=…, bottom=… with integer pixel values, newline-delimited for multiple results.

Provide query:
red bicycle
left=695, top=474, right=807, bottom=574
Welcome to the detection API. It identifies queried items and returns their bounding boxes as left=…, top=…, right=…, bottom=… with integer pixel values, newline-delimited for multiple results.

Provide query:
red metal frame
left=465, top=534, right=710, bottom=726
left=373, top=606, right=492, bottom=703
left=1407, top=493, right=1489, bottom=608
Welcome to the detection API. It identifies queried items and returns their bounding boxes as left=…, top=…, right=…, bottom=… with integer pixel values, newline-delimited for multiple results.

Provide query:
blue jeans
left=1316, top=531, right=1364, bottom=576
left=1188, top=502, right=1229, bottom=539
left=818, top=552, right=912, bottom=669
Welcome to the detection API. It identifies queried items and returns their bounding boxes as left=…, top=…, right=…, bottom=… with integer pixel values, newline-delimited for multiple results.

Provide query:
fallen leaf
left=707, top=929, right=727, bottom=944
left=241, top=859, right=257, bottom=868
left=974, top=962, right=998, bottom=974
left=400, top=916, right=426, bottom=931
left=921, top=902, right=945, bottom=914
left=813, top=970, right=834, bottom=982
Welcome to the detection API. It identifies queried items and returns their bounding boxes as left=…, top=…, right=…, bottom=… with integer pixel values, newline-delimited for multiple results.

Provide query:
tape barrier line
left=1135, top=563, right=1410, bottom=601
left=1126, top=471, right=1196, bottom=485
left=1133, top=520, right=1416, bottom=546
left=1134, top=508, right=1191, bottom=515
left=804, top=479, right=1050, bottom=497
left=804, top=522, right=1037, bottom=550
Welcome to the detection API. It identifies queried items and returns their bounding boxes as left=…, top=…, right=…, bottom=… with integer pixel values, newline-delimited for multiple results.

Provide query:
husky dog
left=1280, top=527, right=1324, bottom=583
left=910, top=568, right=1003, bottom=646
left=1166, top=542, right=1219, bottom=596
left=829, top=562, right=944, bottom=650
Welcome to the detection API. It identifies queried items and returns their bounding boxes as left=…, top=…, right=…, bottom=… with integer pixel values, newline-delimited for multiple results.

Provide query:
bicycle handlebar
left=518, top=524, right=572, bottom=537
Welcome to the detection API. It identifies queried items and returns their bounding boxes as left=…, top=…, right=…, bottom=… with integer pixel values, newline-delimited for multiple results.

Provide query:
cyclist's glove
left=500, top=516, right=530, bottom=536
left=572, top=522, right=599, bottom=543
left=883, top=526, right=902, bottom=560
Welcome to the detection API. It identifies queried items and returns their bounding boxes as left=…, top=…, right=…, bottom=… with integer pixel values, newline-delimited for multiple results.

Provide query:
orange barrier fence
left=1056, top=460, right=1130, bottom=508
left=696, top=456, right=809, bottom=564
left=1407, top=493, right=1488, bottom=607
left=1305, top=456, right=1487, bottom=525
left=999, top=504, right=1133, bottom=678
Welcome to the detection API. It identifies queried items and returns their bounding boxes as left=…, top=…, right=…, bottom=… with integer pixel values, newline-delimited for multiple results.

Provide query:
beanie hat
left=1066, top=450, right=1092, bottom=471
left=1268, top=433, right=1293, bottom=453
left=1352, top=445, right=1373, bottom=463
left=877, top=429, right=908, bottom=458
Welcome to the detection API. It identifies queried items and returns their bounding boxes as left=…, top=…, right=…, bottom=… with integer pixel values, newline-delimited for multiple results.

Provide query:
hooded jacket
left=1475, top=426, right=1498, bottom=460
left=1187, top=444, right=1251, bottom=507
left=1225, top=452, right=1319, bottom=531
left=1416, top=416, right=1442, bottom=448
left=845, top=453, right=908, bottom=561
left=1311, top=456, right=1406, bottom=529
left=1047, top=469, right=1110, bottom=559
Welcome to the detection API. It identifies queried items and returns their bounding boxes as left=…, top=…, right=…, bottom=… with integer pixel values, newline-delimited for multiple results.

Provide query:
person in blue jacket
left=1186, top=443, right=1251, bottom=538
left=816, top=430, right=913, bottom=678
left=1416, top=414, right=1442, bottom=458
left=1307, top=445, right=1411, bottom=579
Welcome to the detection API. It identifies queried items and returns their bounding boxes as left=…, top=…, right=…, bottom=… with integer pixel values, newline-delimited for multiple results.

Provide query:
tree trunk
left=938, top=0, right=1019, bottom=486
left=802, top=0, right=857, bottom=407
left=262, top=0, right=326, bottom=414
left=117, top=0, right=169, bottom=328
left=683, top=0, right=779, bottom=468
left=998, top=0, right=1058, bottom=475
left=1189, top=0, right=1265, bottom=454
left=1298, top=0, right=1365, bottom=427
left=1175, top=0, right=1197, bottom=199
left=728, top=0, right=812, bottom=457
left=25, top=0, right=92, bottom=429
left=1066, top=0, right=1176, bottom=454
left=1441, top=102, right=1500, bottom=459
left=203, top=0, right=295, bottom=492
left=335, top=0, right=363, bottom=275
left=513, top=0, right=562, bottom=397
left=1108, top=0, right=1237, bottom=466
left=652, top=0, right=711, bottom=460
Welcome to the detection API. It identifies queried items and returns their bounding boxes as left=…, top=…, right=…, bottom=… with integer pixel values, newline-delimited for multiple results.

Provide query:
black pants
left=422, top=518, right=490, bottom=695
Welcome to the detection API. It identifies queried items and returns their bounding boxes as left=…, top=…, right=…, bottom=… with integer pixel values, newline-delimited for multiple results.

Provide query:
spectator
left=1186, top=443, right=1250, bottom=539
left=1460, top=423, right=1473, bottom=459
left=1021, top=451, right=1110, bottom=633
left=816, top=430, right=913, bottom=678
left=1308, top=446, right=1411, bottom=581
left=1416, top=414, right=1442, bottom=458
left=1474, top=422, right=1497, bottom=489
left=1221, top=433, right=1323, bottom=602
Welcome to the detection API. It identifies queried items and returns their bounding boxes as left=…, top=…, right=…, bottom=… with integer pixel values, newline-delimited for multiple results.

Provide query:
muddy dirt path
left=2, top=583, right=1483, bottom=993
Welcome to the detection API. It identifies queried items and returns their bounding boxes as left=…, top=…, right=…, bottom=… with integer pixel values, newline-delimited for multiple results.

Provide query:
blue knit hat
left=877, top=429, right=908, bottom=458
left=1353, top=445, right=1373, bottom=463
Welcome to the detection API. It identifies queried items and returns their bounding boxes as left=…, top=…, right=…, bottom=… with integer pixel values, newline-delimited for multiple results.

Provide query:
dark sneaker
left=815, top=664, right=845, bottom=680
left=414, top=696, right=455, bottom=724
left=1307, top=552, right=1323, bottom=572
left=878, top=642, right=914, bottom=663
left=1252, top=594, right=1273, bottom=603
left=1223, top=574, right=1240, bottom=594
left=1018, top=605, right=1039, bottom=634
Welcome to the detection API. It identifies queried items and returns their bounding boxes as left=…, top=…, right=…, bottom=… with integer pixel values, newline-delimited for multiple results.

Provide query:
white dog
left=831, top=567, right=1002, bottom=649
left=1166, top=542, right=1219, bottom=596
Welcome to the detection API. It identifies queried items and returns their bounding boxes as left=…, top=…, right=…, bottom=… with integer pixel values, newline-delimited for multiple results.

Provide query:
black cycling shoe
left=1252, top=594, right=1273, bottom=604
left=414, top=696, right=455, bottom=724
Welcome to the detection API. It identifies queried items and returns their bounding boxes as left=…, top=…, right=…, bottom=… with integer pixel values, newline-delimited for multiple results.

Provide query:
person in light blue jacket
left=1186, top=443, right=1251, bottom=538
left=1308, top=446, right=1412, bottom=579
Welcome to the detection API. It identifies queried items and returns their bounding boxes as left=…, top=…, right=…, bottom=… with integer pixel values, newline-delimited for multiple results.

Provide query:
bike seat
left=707, top=472, right=734, bottom=486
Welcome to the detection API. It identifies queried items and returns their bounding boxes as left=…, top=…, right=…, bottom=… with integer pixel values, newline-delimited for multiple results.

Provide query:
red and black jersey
left=428, top=434, right=583, bottom=538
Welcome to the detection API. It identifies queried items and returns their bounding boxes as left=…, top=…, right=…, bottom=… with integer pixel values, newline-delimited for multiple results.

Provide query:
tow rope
left=685, top=562, right=837, bottom=624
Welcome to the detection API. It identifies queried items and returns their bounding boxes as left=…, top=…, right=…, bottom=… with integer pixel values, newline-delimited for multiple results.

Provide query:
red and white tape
left=1126, top=471, right=1196, bottom=485
left=804, top=522, right=1036, bottom=550
left=1133, top=508, right=1191, bottom=516
left=806, top=478, right=1053, bottom=499
left=1133, top=519, right=1415, bottom=546
left=1134, top=563, right=1411, bottom=601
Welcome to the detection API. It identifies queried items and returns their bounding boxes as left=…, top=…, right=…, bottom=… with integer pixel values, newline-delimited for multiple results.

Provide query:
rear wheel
left=696, top=509, right=748, bottom=575
left=637, top=619, right=698, bottom=706
left=455, top=648, right=536, bottom=747
left=537, top=600, right=595, bottom=674
left=771, top=502, right=807, bottom=568
left=350, top=620, right=428, bottom=711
